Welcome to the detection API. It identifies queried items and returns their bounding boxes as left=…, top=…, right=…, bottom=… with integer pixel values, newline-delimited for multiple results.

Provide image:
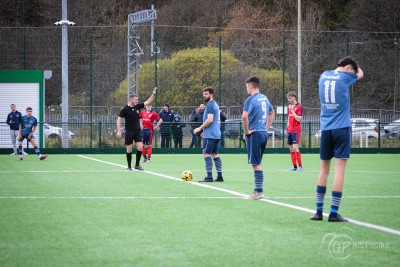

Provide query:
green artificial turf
left=0, top=154, right=399, bottom=266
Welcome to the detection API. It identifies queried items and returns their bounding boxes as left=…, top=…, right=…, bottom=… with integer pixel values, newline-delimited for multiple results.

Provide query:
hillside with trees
left=0, top=0, right=399, bottom=111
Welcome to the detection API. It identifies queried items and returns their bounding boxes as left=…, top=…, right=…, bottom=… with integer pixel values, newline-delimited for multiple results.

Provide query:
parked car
left=385, top=126, right=400, bottom=139
left=384, top=119, right=400, bottom=138
left=224, top=119, right=285, bottom=139
left=315, top=118, right=382, bottom=139
left=44, top=123, right=75, bottom=139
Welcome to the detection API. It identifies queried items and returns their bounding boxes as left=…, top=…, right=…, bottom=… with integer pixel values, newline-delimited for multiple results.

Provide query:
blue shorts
left=246, top=131, right=268, bottom=165
left=19, top=134, right=34, bottom=142
left=202, top=138, right=220, bottom=154
left=320, top=127, right=352, bottom=160
left=287, top=132, right=300, bottom=145
left=142, top=128, right=153, bottom=145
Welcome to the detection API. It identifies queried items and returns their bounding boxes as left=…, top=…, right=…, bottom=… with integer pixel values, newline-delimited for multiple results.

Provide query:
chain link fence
left=1, top=26, right=399, bottom=111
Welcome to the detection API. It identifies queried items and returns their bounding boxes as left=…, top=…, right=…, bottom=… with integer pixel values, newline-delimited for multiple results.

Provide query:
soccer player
left=310, top=56, right=363, bottom=222
left=6, top=104, right=26, bottom=155
left=286, top=91, right=304, bottom=171
left=194, top=87, right=224, bottom=182
left=242, top=76, right=275, bottom=199
left=18, top=107, right=47, bottom=161
left=139, top=104, right=163, bottom=163
left=117, top=88, right=157, bottom=171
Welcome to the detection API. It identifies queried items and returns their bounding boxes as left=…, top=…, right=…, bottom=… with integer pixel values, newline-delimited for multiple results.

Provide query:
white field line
left=10, top=154, right=397, bottom=236
left=0, top=170, right=126, bottom=173
left=77, top=155, right=400, bottom=236
left=2, top=169, right=400, bottom=174
left=0, top=196, right=241, bottom=200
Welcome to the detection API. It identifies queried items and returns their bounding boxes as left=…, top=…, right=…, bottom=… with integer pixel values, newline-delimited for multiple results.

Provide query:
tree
left=108, top=46, right=291, bottom=108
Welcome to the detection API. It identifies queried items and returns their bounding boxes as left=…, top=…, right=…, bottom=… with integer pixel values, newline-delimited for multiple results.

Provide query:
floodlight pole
left=127, top=5, right=157, bottom=101
left=54, top=0, right=75, bottom=148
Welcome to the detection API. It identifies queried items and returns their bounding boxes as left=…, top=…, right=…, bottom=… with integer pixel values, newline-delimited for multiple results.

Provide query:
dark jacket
left=189, top=110, right=197, bottom=130
left=6, top=110, right=22, bottom=130
left=172, top=115, right=186, bottom=138
left=158, top=109, right=174, bottom=133
left=191, top=111, right=204, bottom=128
left=220, top=110, right=227, bottom=131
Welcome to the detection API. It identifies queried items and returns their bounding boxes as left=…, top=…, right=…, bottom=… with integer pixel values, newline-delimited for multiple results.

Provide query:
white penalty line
left=77, top=155, right=400, bottom=236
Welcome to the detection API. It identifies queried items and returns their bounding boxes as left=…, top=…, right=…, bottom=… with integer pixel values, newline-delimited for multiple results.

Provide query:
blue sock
left=18, top=145, right=22, bottom=156
left=34, top=146, right=41, bottom=156
left=254, top=170, right=264, bottom=193
left=330, top=191, right=342, bottom=215
left=213, top=157, right=223, bottom=178
left=205, top=157, right=213, bottom=178
left=316, top=185, right=326, bottom=215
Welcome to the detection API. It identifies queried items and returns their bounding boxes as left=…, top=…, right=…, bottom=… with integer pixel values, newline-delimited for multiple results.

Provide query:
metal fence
left=1, top=26, right=399, bottom=112
left=1, top=120, right=399, bottom=151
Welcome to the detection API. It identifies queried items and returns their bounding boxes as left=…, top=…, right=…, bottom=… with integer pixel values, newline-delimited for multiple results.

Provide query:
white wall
left=0, top=83, right=40, bottom=149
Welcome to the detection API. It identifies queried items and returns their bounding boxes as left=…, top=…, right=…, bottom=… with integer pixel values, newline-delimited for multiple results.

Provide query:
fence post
left=239, top=121, right=242, bottom=149
left=154, top=35, right=158, bottom=148
left=281, top=31, right=286, bottom=148
left=378, top=121, right=381, bottom=149
left=90, top=34, right=93, bottom=148
left=218, top=35, right=222, bottom=106
left=23, top=34, right=27, bottom=70
left=308, top=121, right=311, bottom=148
left=98, top=122, right=102, bottom=148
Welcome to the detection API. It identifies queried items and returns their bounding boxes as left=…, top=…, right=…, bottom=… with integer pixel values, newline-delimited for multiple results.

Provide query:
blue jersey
left=243, top=93, right=273, bottom=132
left=20, top=115, right=38, bottom=136
left=6, top=111, right=22, bottom=130
left=203, top=100, right=221, bottom=139
left=319, top=70, right=358, bottom=130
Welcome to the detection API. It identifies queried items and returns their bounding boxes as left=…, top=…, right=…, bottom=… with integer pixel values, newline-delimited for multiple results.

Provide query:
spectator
left=219, top=108, right=227, bottom=148
left=189, top=106, right=199, bottom=148
left=193, top=104, right=205, bottom=148
left=158, top=103, right=174, bottom=148
left=172, top=114, right=186, bottom=148
left=6, top=104, right=26, bottom=155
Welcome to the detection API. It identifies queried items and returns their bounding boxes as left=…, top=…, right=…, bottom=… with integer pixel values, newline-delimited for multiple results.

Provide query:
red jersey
left=287, top=103, right=304, bottom=133
left=139, top=110, right=160, bottom=129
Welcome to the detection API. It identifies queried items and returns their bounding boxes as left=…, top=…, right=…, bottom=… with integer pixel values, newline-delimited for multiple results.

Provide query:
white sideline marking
left=267, top=196, right=400, bottom=199
left=0, top=196, right=241, bottom=200
left=0, top=170, right=126, bottom=173
left=74, top=155, right=400, bottom=236
left=2, top=169, right=400, bottom=174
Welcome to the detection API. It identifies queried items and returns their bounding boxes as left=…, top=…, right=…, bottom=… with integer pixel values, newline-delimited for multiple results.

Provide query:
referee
left=117, top=87, right=157, bottom=171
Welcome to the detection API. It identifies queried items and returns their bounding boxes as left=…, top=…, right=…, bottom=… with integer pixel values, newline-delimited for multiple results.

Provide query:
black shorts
left=125, top=130, right=142, bottom=145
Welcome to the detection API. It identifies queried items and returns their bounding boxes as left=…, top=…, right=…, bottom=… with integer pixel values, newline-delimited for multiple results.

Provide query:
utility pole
left=54, top=0, right=75, bottom=148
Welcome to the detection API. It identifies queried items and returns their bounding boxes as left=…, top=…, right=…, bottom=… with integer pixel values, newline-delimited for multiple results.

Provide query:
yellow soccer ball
left=181, top=170, right=193, bottom=182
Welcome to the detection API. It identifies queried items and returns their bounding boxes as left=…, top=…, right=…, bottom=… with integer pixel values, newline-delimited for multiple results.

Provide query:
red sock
left=142, top=148, right=146, bottom=158
left=296, top=151, right=302, bottom=166
left=290, top=152, right=297, bottom=166
left=148, top=146, right=152, bottom=158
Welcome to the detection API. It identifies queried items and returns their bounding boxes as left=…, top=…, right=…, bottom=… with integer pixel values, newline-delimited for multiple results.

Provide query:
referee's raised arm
left=144, top=87, right=157, bottom=106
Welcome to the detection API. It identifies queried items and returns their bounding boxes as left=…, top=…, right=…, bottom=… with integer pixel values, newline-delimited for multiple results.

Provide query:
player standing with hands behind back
left=117, top=88, right=157, bottom=171
left=310, top=56, right=363, bottom=222
left=286, top=91, right=304, bottom=171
